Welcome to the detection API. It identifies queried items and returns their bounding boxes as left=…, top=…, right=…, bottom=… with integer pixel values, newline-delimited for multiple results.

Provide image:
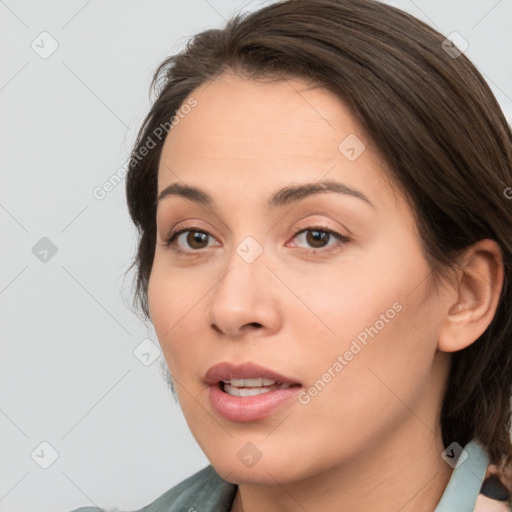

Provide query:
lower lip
left=208, top=384, right=302, bottom=422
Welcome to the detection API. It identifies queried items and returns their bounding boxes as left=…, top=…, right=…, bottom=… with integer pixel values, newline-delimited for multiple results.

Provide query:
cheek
left=295, top=233, right=431, bottom=344
left=289, top=294, right=440, bottom=472
left=296, top=235, right=439, bottom=407
left=147, top=262, right=200, bottom=372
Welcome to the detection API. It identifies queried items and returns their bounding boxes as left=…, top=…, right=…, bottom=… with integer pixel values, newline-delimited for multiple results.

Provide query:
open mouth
left=205, top=362, right=303, bottom=421
left=219, top=378, right=300, bottom=397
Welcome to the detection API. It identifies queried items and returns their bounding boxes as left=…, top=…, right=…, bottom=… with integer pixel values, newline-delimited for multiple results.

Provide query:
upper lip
left=204, top=362, right=301, bottom=386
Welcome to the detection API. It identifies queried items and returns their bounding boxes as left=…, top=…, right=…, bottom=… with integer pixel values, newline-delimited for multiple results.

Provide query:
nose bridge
left=213, top=233, right=268, bottom=309
left=207, top=233, right=281, bottom=336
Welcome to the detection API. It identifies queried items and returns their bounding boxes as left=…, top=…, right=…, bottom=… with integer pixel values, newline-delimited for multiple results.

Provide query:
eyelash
left=162, top=225, right=350, bottom=255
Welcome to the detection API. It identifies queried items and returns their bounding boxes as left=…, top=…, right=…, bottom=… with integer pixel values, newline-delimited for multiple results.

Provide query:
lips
left=204, top=361, right=301, bottom=386
left=204, top=362, right=302, bottom=422
left=205, top=362, right=303, bottom=422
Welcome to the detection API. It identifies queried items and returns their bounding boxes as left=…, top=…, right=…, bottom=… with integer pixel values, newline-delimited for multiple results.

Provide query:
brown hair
left=125, top=0, right=512, bottom=471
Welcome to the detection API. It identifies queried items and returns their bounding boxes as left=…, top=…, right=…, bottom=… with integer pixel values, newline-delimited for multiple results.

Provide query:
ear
left=438, top=239, right=504, bottom=353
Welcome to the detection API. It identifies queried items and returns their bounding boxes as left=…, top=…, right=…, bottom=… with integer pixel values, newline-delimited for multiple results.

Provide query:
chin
left=216, top=462, right=299, bottom=486
left=203, top=445, right=315, bottom=486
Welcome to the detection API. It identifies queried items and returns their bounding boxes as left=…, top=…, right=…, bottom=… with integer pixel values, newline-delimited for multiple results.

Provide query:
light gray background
left=1, top=1, right=511, bottom=511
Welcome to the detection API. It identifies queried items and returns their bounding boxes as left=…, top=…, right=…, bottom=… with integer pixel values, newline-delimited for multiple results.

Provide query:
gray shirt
left=71, top=439, right=489, bottom=512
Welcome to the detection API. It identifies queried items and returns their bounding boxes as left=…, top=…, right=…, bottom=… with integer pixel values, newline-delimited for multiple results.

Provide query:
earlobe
left=437, top=239, right=504, bottom=353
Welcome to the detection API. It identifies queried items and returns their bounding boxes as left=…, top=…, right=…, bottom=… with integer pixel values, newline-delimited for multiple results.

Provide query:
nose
left=206, top=239, right=283, bottom=340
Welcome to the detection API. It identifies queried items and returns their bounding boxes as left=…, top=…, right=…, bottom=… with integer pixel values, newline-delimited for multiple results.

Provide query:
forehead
left=161, top=73, right=361, bottom=161
left=157, top=72, right=399, bottom=211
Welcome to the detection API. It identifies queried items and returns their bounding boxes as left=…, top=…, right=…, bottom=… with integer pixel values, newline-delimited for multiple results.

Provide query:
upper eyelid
left=167, top=222, right=344, bottom=239
left=167, top=215, right=348, bottom=236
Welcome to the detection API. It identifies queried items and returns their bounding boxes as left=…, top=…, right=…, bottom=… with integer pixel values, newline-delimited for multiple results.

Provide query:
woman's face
left=148, top=72, right=451, bottom=484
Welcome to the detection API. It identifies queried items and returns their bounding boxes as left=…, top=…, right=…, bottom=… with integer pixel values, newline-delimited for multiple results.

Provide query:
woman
left=73, top=0, right=512, bottom=510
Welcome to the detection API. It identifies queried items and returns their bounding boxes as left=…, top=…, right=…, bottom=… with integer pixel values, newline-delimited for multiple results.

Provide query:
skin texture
left=148, top=72, right=504, bottom=512
left=474, top=496, right=510, bottom=512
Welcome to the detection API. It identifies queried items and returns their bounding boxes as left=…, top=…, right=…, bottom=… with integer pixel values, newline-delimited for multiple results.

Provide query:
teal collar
left=435, top=439, right=489, bottom=511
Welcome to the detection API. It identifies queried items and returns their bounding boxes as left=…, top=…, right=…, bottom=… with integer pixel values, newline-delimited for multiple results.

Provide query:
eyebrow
left=156, top=180, right=373, bottom=209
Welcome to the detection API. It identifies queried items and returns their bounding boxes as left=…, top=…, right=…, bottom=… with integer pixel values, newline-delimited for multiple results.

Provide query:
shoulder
left=69, top=465, right=237, bottom=512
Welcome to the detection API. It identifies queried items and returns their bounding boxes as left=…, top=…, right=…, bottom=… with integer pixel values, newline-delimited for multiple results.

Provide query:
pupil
left=307, top=230, right=329, bottom=248
left=188, top=231, right=207, bottom=248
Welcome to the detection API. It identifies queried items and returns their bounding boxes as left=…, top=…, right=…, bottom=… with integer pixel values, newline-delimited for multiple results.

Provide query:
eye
left=162, top=227, right=218, bottom=253
left=289, top=226, right=350, bottom=253
left=161, top=225, right=350, bottom=255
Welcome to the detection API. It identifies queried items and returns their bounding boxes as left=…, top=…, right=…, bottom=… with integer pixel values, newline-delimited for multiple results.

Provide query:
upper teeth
left=224, top=378, right=278, bottom=387
left=222, top=378, right=293, bottom=397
